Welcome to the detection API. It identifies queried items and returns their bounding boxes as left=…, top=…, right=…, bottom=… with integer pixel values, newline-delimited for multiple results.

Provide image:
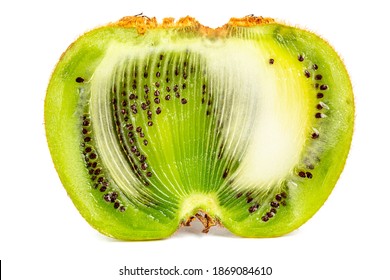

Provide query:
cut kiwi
left=45, top=15, right=354, bottom=240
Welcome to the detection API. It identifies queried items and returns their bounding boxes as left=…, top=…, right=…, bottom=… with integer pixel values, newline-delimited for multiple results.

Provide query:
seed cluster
left=297, top=55, right=330, bottom=123
left=295, top=54, right=331, bottom=181
left=201, top=83, right=213, bottom=116
left=261, top=192, right=287, bottom=222
left=235, top=188, right=288, bottom=221
left=111, top=53, right=192, bottom=188
left=80, top=113, right=126, bottom=212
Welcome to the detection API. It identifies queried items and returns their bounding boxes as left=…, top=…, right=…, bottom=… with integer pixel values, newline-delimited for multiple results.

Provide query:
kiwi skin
left=45, top=16, right=354, bottom=240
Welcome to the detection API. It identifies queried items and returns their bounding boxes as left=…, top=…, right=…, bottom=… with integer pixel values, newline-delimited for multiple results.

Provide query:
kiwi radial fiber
left=45, top=16, right=354, bottom=240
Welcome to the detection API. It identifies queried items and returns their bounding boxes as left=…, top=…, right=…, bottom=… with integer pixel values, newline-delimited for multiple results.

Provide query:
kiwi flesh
left=45, top=15, right=354, bottom=240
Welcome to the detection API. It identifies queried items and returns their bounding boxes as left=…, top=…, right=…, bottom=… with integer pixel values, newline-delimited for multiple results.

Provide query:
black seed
left=182, top=83, right=186, bottom=89
left=223, top=169, right=229, bottom=179
left=144, top=72, right=148, bottom=78
left=131, top=146, right=137, bottom=153
left=140, top=132, right=145, bottom=138
left=206, top=111, right=210, bottom=116
left=147, top=110, right=152, bottom=117
left=315, top=112, right=323, bottom=118
left=85, top=147, right=92, bottom=153
left=275, top=194, right=282, bottom=201
left=148, top=121, right=153, bottom=126
left=82, top=128, right=88, bottom=134
left=156, top=107, right=161, bottom=114
left=143, top=139, right=148, bottom=146
left=141, top=162, right=148, bottom=170
left=88, top=169, right=94, bottom=175
left=100, top=186, right=107, bottom=192
left=129, top=93, right=136, bottom=100
left=315, top=74, right=323, bottom=80
left=165, top=95, right=171, bottom=101
left=201, top=98, right=205, bottom=104
left=121, top=109, right=127, bottom=115
left=298, top=54, right=304, bottom=62
left=121, top=90, right=126, bottom=96
left=312, top=64, right=318, bottom=70
left=271, top=201, right=279, bottom=208
left=269, top=58, right=274, bottom=64
left=183, top=73, right=187, bottom=79
left=175, top=68, right=179, bottom=76
left=306, top=172, right=313, bottom=179
left=128, top=131, right=134, bottom=138
left=111, top=192, right=118, bottom=201
left=136, top=126, right=142, bottom=133
left=76, top=77, right=84, bottom=83
left=266, top=212, right=274, bottom=218
left=298, top=171, right=306, bottom=178
left=160, top=54, right=164, bottom=60
left=82, top=120, right=90, bottom=126
left=166, top=86, right=171, bottom=92
left=132, top=84, right=137, bottom=90
left=175, top=92, right=180, bottom=98
left=156, top=72, right=160, bottom=78
left=320, top=84, right=328, bottom=90
left=262, top=216, right=269, bottom=222
left=144, top=85, right=150, bottom=94
left=249, top=204, right=259, bottom=213
left=166, top=77, right=170, bottom=83
left=103, top=194, right=111, bottom=202
left=155, top=82, right=160, bottom=88
left=154, top=90, right=160, bottom=96
left=154, top=97, right=160, bottom=104
left=181, top=98, right=187, bottom=104
left=146, top=172, right=152, bottom=177
left=270, top=208, right=277, bottom=214
left=94, top=169, right=101, bottom=175
left=173, top=85, right=178, bottom=92
left=304, top=70, right=311, bottom=78
left=311, top=132, right=320, bottom=139
left=92, top=162, right=97, bottom=168
left=281, top=192, right=287, bottom=198
left=122, top=100, right=127, bottom=107
left=317, top=93, right=324, bottom=99
left=315, top=83, right=319, bottom=89
left=114, top=202, right=120, bottom=209
left=84, top=137, right=91, bottom=142
left=140, top=155, right=146, bottom=162
left=247, top=197, right=253, bottom=203
left=236, top=192, right=243, bottom=198
left=316, top=104, right=323, bottom=110
left=141, top=103, right=148, bottom=110
left=119, top=206, right=126, bottom=212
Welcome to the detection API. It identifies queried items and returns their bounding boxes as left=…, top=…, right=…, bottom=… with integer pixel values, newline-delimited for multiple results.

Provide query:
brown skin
left=111, top=14, right=275, bottom=36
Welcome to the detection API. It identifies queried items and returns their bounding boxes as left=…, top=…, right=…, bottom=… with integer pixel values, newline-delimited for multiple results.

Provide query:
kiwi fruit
left=45, top=15, right=354, bottom=240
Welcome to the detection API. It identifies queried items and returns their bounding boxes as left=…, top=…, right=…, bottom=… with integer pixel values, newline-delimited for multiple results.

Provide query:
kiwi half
left=45, top=15, right=354, bottom=240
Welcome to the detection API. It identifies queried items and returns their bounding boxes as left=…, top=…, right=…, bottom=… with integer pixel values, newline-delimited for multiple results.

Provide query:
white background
left=1, top=0, right=389, bottom=279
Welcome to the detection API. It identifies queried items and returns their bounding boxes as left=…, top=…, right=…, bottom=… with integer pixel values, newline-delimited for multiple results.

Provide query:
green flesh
left=45, top=20, right=354, bottom=240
